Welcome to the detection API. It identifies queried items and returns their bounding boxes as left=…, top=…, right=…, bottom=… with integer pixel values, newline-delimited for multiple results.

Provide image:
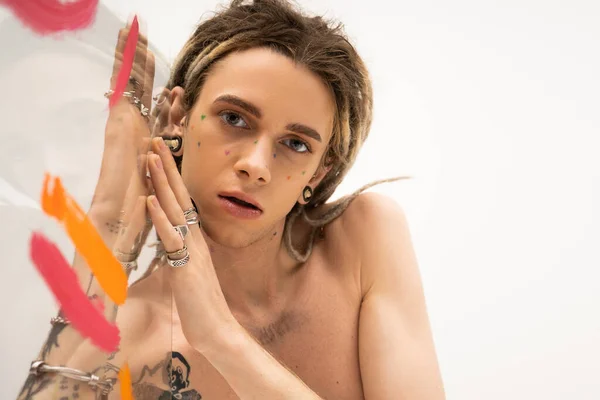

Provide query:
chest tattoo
left=132, top=351, right=202, bottom=399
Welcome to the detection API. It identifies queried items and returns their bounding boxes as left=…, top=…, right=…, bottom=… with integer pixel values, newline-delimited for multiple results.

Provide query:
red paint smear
left=0, top=0, right=98, bottom=35
left=90, top=296, right=105, bottom=314
left=110, top=15, right=139, bottom=108
left=30, top=232, right=120, bottom=353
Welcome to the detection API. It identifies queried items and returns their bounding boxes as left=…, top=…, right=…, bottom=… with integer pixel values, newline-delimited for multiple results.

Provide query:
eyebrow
left=213, top=94, right=323, bottom=143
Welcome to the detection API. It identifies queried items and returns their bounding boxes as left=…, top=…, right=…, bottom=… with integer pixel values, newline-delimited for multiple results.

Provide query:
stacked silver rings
left=166, top=244, right=190, bottom=268
left=166, top=204, right=198, bottom=268
left=168, top=220, right=192, bottom=267
left=103, top=90, right=149, bottom=118
left=148, top=206, right=199, bottom=268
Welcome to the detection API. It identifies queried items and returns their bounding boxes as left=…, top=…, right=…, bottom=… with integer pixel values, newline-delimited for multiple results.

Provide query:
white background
left=1, top=0, right=599, bottom=399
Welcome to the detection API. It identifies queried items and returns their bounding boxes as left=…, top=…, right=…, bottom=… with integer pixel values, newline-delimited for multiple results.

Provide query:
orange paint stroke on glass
left=41, top=173, right=127, bottom=304
left=119, top=363, right=133, bottom=400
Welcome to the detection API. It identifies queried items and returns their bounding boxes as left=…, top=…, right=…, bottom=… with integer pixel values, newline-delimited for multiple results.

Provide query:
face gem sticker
left=225, top=150, right=230, bottom=156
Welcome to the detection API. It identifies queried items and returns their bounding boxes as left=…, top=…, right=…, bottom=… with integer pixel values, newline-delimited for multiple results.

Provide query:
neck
left=200, top=219, right=301, bottom=315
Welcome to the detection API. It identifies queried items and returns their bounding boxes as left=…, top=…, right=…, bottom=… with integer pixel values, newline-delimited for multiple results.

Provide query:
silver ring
left=166, top=245, right=187, bottom=258
left=120, top=260, right=138, bottom=273
left=186, top=216, right=199, bottom=226
left=103, top=90, right=135, bottom=99
left=173, top=224, right=189, bottom=241
left=103, top=90, right=149, bottom=118
left=50, top=316, right=70, bottom=326
left=167, top=252, right=190, bottom=268
left=184, top=209, right=199, bottom=225
left=183, top=207, right=196, bottom=217
left=114, top=251, right=137, bottom=263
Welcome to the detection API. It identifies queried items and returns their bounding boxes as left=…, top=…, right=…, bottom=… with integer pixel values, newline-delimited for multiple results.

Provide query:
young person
left=18, top=1, right=444, bottom=398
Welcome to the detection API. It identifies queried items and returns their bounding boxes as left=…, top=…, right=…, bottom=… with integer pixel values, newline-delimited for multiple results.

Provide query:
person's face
left=179, top=47, right=335, bottom=247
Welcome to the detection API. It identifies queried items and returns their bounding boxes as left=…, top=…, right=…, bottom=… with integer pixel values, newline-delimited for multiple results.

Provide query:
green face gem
left=201, top=114, right=206, bottom=120
left=302, top=171, right=306, bottom=175
left=254, top=140, right=258, bottom=144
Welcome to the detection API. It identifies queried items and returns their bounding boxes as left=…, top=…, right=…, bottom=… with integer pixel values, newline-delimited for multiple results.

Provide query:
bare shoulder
left=117, top=279, right=154, bottom=346
left=334, top=192, right=412, bottom=297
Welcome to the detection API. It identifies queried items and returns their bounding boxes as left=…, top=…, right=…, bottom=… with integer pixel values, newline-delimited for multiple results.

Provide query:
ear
left=297, top=162, right=333, bottom=205
left=168, top=86, right=186, bottom=156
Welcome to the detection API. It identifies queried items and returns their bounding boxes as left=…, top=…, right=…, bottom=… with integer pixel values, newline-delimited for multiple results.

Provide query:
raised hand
left=146, top=136, right=240, bottom=353
left=18, top=19, right=158, bottom=400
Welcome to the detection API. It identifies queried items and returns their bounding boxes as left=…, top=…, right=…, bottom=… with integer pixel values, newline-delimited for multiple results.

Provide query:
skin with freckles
left=179, top=47, right=334, bottom=251
left=120, top=48, right=376, bottom=399
left=18, top=5, right=444, bottom=398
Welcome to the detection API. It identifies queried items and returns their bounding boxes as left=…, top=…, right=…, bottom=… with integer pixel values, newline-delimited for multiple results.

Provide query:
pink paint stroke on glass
left=29, top=232, right=120, bottom=353
left=110, top=15, right=139, bottom=108
left=0, top=0, right=99, bottom=35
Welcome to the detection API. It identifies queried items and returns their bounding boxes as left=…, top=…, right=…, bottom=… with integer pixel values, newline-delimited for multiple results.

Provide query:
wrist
left=198, top=319, right=246, bottom=361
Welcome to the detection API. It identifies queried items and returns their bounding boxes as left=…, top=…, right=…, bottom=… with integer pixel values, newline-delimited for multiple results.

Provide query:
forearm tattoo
left=133, top=352, right=202, bottom=399
left=105, top=220, right=123, bottom=235
left=57, top=376, right=81, bottom=400
left=39, top=309, right=68, bottom=360
left=17, top=373, right=55, bottom=400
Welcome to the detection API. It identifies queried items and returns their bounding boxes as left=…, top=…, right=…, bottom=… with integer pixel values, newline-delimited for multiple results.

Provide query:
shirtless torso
left=124, top=203, right=366, bottom=400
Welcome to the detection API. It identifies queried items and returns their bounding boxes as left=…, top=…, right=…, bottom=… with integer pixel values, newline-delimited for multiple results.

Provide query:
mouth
left=218, top=195, right=262, bottom=212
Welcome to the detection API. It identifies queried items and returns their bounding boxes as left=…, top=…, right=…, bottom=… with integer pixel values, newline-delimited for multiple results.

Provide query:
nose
left=233, top=139, right=272, bottom=185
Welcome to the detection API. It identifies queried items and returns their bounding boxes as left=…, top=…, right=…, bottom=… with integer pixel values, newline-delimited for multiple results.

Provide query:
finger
left=150, top=88, right=172, bottom=137
left=111, top=38, right=149, bottom=93
left=141, top=50, right=155, bottom=110
left=110, top=26, right=148, bottom=96
left=151, top=137, right=201, bottom=234
left=147, top=195, right=186, bottom=254
left=147, top=152, right=188, bottom=230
